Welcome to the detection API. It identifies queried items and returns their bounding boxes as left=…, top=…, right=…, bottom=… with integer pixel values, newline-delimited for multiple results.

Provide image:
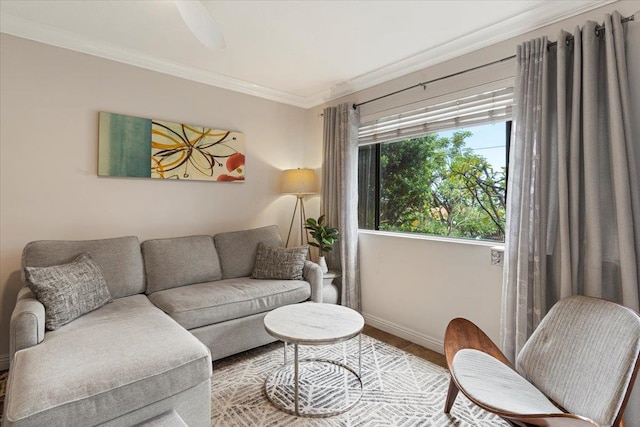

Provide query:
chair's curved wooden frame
left=444, top=317, right=640, bottom=427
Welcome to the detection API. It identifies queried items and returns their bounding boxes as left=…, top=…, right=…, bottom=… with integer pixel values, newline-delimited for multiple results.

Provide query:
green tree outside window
left=360, top=129, right=506, bottom=242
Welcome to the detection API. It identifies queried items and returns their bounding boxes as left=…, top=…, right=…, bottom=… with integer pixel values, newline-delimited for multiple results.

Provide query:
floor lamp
left=281, top=168, right=317, bottom=247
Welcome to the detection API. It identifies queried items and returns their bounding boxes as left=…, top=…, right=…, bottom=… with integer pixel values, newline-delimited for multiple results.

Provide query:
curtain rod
left=352, top=55, right=515, bottom=110
left=353, top=13, right=635, bottom=111
left=548, top=13, right=635, bottom=48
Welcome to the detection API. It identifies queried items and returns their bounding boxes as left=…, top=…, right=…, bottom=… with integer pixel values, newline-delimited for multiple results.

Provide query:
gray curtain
left=322, top=103, right=361, bottom=311
left=502, top=11, right=640, bottom=423
left=501, top=36, right=547, bottom=360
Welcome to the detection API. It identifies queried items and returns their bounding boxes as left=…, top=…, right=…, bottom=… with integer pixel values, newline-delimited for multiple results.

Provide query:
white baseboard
left=0, top=353, right=9, bottom=371
left=362, top=312, right=445, bottom=355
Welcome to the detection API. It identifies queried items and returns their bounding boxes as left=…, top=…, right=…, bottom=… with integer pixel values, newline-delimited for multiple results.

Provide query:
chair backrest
left=516, top=296, right=640, bottom=426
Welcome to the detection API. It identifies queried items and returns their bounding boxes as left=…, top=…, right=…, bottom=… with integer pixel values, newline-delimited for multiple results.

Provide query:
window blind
left=358, top=86, right=513, bottom=146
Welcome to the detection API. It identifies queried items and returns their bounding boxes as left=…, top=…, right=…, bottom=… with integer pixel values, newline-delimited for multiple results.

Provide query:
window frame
left=358, top=120, right=512, bottom=243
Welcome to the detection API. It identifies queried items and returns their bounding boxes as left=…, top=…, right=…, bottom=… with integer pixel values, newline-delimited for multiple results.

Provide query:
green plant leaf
left=303, top=215, right=339, bottom=255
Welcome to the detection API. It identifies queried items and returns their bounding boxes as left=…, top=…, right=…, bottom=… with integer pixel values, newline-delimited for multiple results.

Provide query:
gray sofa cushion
left=25, top=253, right=112, bottom=330
left=22, top=236, right=145, bottom=299
left=214, top=225, right=282, bottom=279
left=251, top=243, right=308, bottom=280
left=4, top=295, right=211, bottom=427
left=142, top=236, right=221, bottom=294
left=148, top=277, right=311, bottom=330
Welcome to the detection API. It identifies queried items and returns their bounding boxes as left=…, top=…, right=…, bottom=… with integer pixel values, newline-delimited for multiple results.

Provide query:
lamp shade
left=281, top=168, right=317, bottom=195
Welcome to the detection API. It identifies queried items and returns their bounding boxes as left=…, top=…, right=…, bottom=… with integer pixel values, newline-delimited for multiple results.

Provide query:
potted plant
left=304, top=215, right=339, bottom=273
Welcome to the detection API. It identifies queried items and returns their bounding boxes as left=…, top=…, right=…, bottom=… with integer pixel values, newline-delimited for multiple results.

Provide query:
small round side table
left=263, top=302, right=364, bottom=417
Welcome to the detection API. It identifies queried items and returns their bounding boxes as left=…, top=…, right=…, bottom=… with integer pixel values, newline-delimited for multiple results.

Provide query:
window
left=358, top=87, right=512, bottom=242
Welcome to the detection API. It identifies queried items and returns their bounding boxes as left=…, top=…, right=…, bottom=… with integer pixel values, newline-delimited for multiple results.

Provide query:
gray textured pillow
left=251, top=243, right=308, bottom=280
left=25, top=253, right=112, bottom=330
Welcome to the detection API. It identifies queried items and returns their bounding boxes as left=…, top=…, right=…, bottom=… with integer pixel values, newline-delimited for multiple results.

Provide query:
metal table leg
left=264, top=335, right=363, bottom=418
left=294, top=343, right=299, bottom=416
left=359, top=333, right=362, bottom=377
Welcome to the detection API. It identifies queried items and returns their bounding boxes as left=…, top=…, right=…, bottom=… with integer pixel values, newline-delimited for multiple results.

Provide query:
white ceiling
left=0, top=0, right=615, bottom=108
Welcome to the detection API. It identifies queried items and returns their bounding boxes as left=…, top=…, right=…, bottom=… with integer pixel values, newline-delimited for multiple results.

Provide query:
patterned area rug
left=211, top=335, right=509, bottom=426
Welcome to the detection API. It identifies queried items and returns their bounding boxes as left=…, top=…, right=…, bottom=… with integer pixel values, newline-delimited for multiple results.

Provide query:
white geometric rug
left=210, top=335, right=509, bottom=426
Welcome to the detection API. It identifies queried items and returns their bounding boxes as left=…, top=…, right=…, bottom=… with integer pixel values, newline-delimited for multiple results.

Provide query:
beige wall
left=318, top=3, right=639, bottom=421
left=0, top=34, right=320, bottom=361
left=1, top=0, right=638, bottom=379
left=309, top=1, right=640, bottom=352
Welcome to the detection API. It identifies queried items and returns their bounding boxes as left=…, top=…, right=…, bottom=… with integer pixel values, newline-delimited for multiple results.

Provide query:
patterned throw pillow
left=25, top=253, right=112, bottom=330
left=251, top=243, right=308, bottom=280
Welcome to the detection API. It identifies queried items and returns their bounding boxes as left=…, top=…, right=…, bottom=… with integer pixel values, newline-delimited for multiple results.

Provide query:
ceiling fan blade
left=174, top=0, right=225, bottom=49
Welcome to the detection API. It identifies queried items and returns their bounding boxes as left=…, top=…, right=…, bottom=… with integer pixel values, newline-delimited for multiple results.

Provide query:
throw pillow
left=251, top=243, right=308, bottom=280
left=25, top=253, right=113, bottom=330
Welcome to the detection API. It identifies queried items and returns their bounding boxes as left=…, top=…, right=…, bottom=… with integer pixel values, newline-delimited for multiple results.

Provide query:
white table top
left=264, top=303, right=364, bottom=345
left=323, top=270, right=340, bottom=279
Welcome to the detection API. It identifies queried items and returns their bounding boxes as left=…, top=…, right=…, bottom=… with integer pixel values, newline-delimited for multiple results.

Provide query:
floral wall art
left=98, top=112, right=245, bottom=182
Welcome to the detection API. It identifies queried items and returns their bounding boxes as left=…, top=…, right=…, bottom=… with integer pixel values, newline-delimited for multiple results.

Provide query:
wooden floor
left=363, top=324, right=448, bottom=369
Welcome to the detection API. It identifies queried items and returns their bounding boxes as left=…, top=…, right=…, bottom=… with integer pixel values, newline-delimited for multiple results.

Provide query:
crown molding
left=0, top=0, right=618, bottom=109
left=0, top=13, right=311, bottom=108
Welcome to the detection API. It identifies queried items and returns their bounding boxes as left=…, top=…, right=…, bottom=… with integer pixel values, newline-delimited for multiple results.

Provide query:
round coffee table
left=263, top=302, right=364, bottom=417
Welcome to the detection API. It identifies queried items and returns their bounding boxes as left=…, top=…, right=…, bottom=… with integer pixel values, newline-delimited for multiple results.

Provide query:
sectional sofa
left=4, top=225, right=323, bottom=426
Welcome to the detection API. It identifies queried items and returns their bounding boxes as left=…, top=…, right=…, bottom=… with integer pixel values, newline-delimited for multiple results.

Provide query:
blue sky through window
left=438, top=122, right=507, bottom=170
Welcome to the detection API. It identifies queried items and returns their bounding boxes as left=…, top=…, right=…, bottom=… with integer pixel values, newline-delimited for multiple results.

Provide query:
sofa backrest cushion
left=142, top=235, right=221, bottom=294
left=214, top=225, right=283, bottom=279
left=22, top=236, right=144, bottom=299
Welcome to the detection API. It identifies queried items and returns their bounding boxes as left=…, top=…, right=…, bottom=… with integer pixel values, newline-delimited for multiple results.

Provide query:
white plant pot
left=318, top=256, right=329, bottom=274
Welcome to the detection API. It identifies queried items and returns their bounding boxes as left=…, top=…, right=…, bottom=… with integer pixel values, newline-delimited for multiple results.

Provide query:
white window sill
left=358, top=229, right=504, bottom=248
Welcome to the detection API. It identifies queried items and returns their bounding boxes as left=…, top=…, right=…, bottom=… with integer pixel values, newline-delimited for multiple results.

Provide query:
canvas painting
left=98, top=112, right=245, bottom=182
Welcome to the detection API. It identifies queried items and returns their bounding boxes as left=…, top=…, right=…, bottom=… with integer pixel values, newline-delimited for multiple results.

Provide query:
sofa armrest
left=303, top=261, right=323, bottom=303
left=10, top=286, right=45, bottom=363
